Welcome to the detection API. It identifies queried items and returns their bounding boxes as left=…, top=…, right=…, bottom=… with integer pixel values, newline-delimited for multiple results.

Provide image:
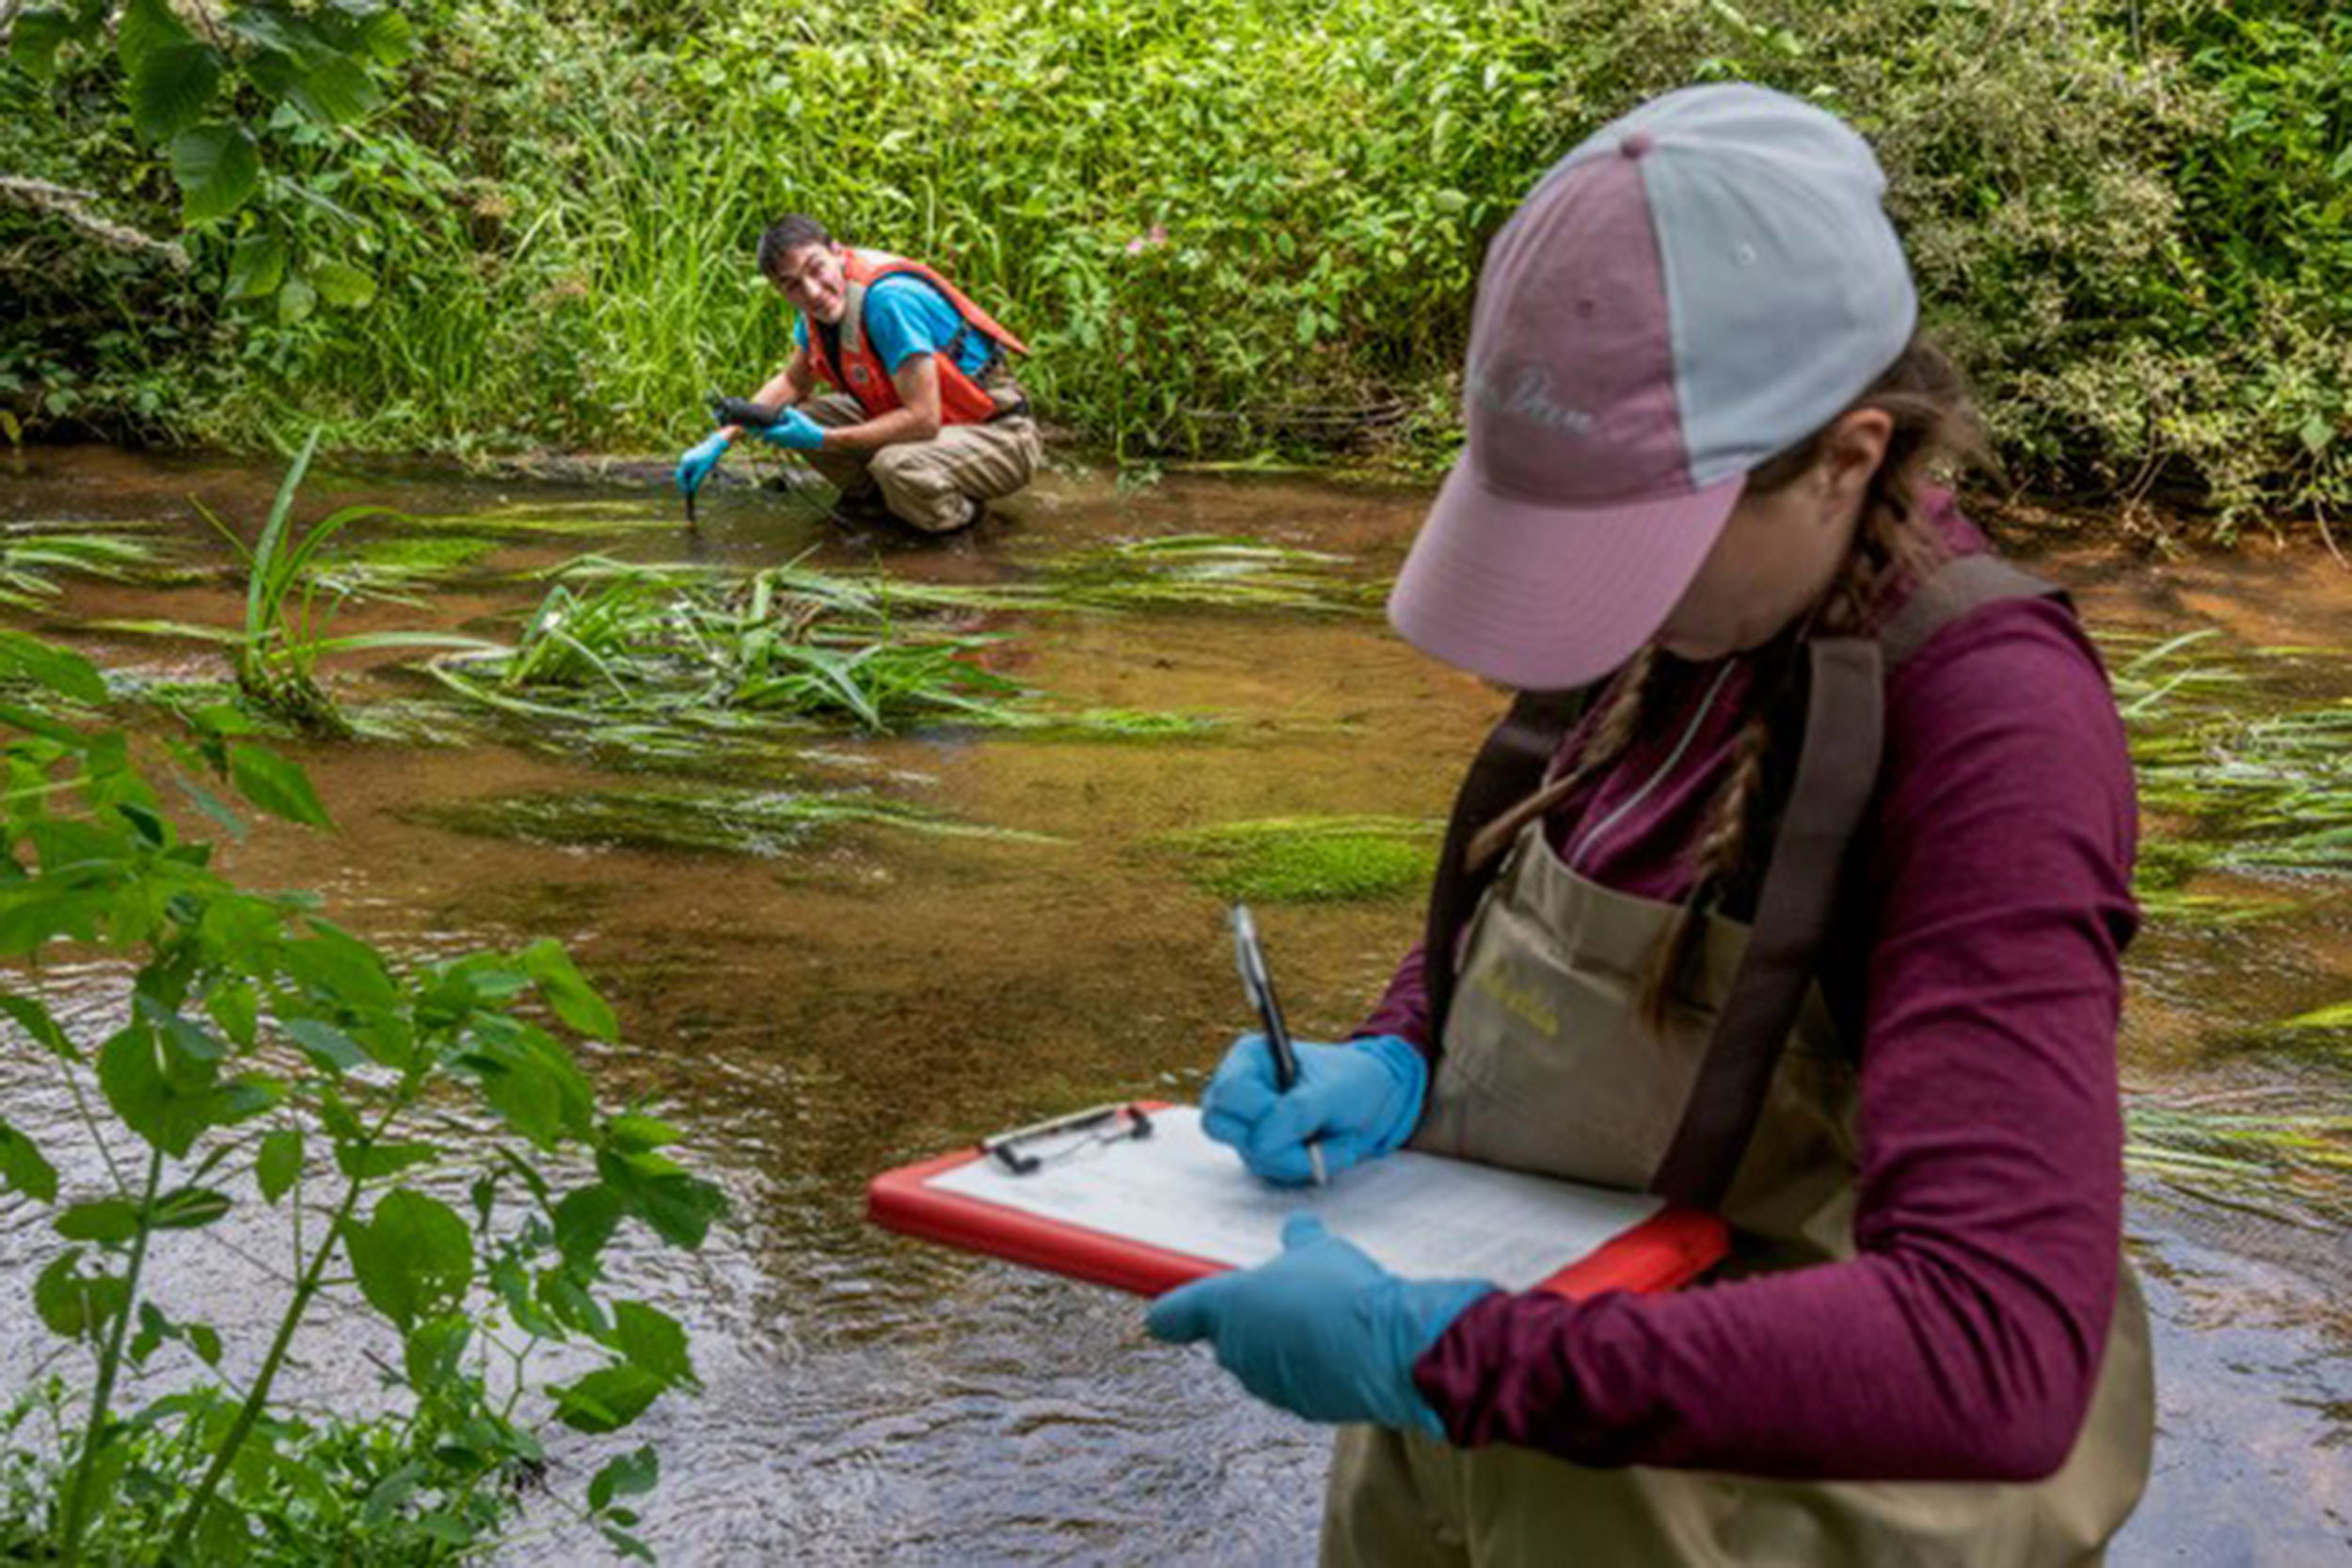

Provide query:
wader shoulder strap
left=1647, top=551, right=2068, bottom=1210
left=1647, top=638, right=1881, bottom=1208
left=1421, top=687, right=1589, bottom=1042
left=1880, top=552, right=2068, bottom=665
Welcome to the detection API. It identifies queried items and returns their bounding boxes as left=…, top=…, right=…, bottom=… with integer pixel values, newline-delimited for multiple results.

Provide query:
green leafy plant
left=87, top=431, right=508, bottom=736
left=0, top=627, right=723, bottom=1562
left=432, top=557, right=1030, bottom=739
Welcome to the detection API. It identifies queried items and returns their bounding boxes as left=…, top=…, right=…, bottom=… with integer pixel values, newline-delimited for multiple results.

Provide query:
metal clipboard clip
left=979, top=1102, right=1154, bottom=1176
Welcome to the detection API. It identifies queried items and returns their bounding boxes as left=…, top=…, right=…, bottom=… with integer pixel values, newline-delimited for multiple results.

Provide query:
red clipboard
left=867, top=1102, right=1728, bottom=1300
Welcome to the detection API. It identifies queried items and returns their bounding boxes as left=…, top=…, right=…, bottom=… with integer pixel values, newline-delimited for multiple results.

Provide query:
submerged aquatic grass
left=2125, top=1092, right=2352, bottom=1227
left=2099, top=625, right=2352, bottom=922
left=0, top=528, right=168, bottom=610
left=1153, top=815, right=1440, bottom=903
left=409, top=500, right=688, bottom=537
left=1035, top=534, right=1375, bottom=616
left=430, top=556, right=1028, bottom=738
left=413, top=784, right=1057, bottom=857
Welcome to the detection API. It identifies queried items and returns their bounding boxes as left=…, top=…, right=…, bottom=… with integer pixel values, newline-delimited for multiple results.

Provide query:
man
left=675, top=215, right=1040, bottom=533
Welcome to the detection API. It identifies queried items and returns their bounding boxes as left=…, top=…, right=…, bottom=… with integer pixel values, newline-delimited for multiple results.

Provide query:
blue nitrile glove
left=675, top=432, right=731, bottom=496
left=755, top=408, right=826, bottom=452
left=1146, top=1213, right=1493, bottom=1435
left=1200, top=1032, right=1426, bottom=1186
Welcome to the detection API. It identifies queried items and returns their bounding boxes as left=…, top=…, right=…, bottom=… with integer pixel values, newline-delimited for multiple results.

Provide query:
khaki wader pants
left=1323, top=825, right=2155, bottom=1567
left=799, top=391, right=1041, bottom=533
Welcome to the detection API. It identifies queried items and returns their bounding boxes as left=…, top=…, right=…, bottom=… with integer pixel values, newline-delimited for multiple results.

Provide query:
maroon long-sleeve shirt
left=1368, top=505, right=2137, bottom=1482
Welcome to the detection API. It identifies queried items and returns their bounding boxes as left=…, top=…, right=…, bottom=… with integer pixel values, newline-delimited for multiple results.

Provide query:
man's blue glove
left=755, top=408, right=826, bottom=452
left=1200, top=1032, right=1426, bottom=1186
left=675, top=432, right=730, bottom=496
left=1146, top=1213, right=1492, bottom=1435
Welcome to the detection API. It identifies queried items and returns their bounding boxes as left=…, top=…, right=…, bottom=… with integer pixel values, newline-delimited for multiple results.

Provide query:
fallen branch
left=0, top=174, right=190, bottom=271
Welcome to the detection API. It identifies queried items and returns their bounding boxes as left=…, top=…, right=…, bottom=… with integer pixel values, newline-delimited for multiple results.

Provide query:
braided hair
left=1623, top=333, right=1991, bottom=1031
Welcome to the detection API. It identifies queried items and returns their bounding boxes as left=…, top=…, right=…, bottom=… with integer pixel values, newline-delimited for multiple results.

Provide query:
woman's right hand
left=1200, top=1032, right=1428, bottom=1185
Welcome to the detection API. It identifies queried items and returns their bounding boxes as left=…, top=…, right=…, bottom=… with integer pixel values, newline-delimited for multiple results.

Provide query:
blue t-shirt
left=795, top=274, right=996, bottom=382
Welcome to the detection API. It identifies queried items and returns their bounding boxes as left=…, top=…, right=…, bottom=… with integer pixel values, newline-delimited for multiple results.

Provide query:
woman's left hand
left=1145, top=1213, right=1492, bottom=1434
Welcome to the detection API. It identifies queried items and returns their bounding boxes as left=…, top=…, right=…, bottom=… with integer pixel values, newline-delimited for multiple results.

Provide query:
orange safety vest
left=803, top=248, right=1029, bottom=426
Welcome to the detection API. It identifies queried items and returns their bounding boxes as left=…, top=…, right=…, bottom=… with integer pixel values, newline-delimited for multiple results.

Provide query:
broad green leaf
left=281, top=921, right=398, bottom=1011
left=552, top=1364, right=664, bottom=1434
left=346, top=1188, right=470, bottom=1330
left=540, top=1265, right=608, bottom=1336
left=169, top=123, right=262, bottom=226
left=227, top=6, right=336, bottom=67
left=36, top=1249, right=126, bottom=1340
left=464, top=1023, right=594, bottom=1148
left=334, top=1139, right=437, bottom=1180
left=0, top=1118, right=59, bottom=1202
left=311, top=258, right=377, bottom=309
left=0, top=889, right=110, bottom=955
left=491, top=1252, right=562, bottom=1339
left=0, top=628, right=107, bottom=705
left=187, top=1322, right=222, bottom=1366
left=520, top=938, right=617, bottom=1040
left=283, top=1016, right=368, bottom=1071
left=552, top=1184, right=622, bottom=1269
left=286, top=55, right=381, bottom=124
left=256, top=1128, right=302, bottom=1202
left=2285, top=1000, right=2352, bottom=1030
left=56, top=1198, right=141, bottom=1243
left=175, top=770, right=249, bottom=843
left=0, top=990, right=76, bottom=1059
left=227, top=233, right=289, bottom=299
left=207, top=978, right=260, bottom=1049
left=99, top=1023, right=214, bottom=1157
left=414, top=1513, right=477, bottom=1548
left=135, top=992, right=225, bottom=1064
left=359, top=1461, right=427, bottom=1528
left=130, top=1301, right=170, bottom=1365
left=612, top=1301, right=693, bottom=1387
left=278, top=273, right=318, bottom=325
left=588, top=1445, right=659, bottom=1512
left=227, top=742, right=331, bottom=827
left=602, top=1524, right=656, bottom=1564
left=117, top=0, right=191, bottom=73
left=129, top=40, right=220, bottom=144
left=214, top=1072, right=283, bottom=1125
left=596, top=1148, right=725, bottom=1249
left=150, top=1185, right=232, bottom=1228
left=607, top=1113, right=681, bottom=1153
left=9, top=8, right=79, bottom=80
left=404, top=1313, right=470, bottom=1393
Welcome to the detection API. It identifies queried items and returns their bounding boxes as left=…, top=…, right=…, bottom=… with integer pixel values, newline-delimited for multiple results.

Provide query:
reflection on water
left=1, top=446, right=2347, bottom=1561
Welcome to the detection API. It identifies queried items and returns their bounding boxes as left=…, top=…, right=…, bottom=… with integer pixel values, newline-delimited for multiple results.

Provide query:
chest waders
left=1323, top=555, right=2154, bottom=1567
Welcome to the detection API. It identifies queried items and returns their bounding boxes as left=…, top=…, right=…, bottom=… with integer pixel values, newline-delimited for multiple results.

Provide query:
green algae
left=1152, top=815, right=1440, bottom=903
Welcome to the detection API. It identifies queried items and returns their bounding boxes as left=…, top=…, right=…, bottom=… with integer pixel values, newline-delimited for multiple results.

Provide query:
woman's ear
left=1816, top=409, right=1895, bottom=520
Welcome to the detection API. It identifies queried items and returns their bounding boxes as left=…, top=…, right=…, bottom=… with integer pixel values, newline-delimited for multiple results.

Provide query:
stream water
left=1, top=445, right=2346, bottom=1564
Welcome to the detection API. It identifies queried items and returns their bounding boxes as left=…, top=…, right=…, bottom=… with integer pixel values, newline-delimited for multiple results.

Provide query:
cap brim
left=1386, top=465, right=1743, bottom=690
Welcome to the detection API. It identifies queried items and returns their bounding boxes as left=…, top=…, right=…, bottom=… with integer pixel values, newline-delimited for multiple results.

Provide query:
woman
left=1148, top=83, right=2153, bottom=1564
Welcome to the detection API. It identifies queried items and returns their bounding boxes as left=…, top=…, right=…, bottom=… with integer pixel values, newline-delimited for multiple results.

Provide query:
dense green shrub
left=3, top=0, right=2346, bottom=529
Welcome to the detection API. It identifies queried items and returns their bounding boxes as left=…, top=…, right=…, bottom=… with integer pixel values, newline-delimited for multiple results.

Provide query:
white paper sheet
left=928, top=1106, right=1662, bottom=1291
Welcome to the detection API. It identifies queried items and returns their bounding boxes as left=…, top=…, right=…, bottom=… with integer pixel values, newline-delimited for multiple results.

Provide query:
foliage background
left=3, top=0, right=2347, bottom=529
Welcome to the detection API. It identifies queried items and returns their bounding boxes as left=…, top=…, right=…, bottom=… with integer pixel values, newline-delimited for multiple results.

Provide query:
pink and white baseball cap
left=1388, top=83, right=1918, bottom=689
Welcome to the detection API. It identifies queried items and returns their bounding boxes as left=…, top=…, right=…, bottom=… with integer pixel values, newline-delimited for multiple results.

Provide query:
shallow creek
left=1, top=446, right=2345, bottom=1563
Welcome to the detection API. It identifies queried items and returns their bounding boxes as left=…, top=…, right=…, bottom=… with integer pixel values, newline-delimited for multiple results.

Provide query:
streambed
left=1, top=445, right=2346, bottom=1563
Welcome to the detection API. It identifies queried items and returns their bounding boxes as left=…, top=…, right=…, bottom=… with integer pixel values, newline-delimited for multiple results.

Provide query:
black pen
left=1230, top=902, right=1327, bottom=1186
